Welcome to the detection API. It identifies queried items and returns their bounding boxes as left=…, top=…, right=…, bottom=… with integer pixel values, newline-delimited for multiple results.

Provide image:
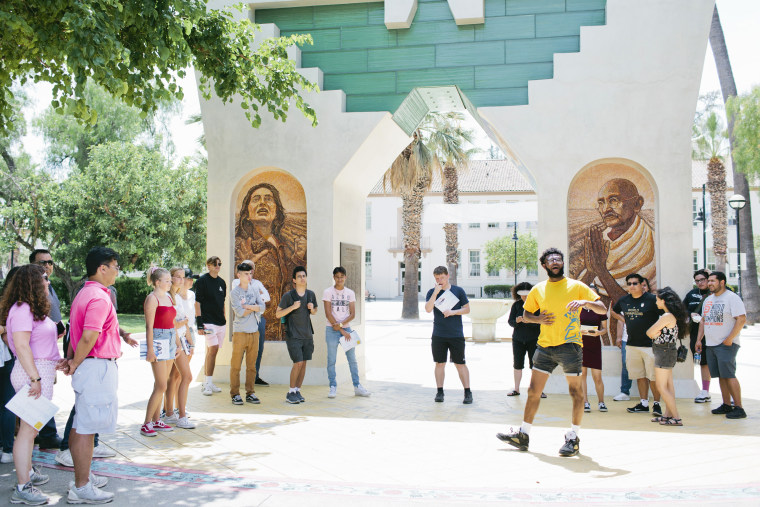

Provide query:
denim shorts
left=532, top=343, right=583, bottom=376
left=652, top=342, right=677, bottom=369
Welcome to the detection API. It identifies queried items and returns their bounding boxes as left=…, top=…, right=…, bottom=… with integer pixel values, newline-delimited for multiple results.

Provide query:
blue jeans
left=255, top=317, right=265, bottom=376
left=1, top=358, right=16, bottom=453
left=325, top=327, right=360, bottom=388
left=621, top=342, right=632, bottom=395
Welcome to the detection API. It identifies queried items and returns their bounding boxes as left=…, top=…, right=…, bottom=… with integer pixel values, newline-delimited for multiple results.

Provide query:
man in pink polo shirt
left=58, top=247, right=121, bottom=504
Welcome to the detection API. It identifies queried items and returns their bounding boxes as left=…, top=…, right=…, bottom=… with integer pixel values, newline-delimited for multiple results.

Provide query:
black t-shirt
left=508, top=299, right=540, bottom=343
left=195, top=273, right=227, bottom=326
left=684, top=287, right=709, bottom=338
left=278, top=289, right=318, bottom=340
left=425, top=285, right=469, bottom=338
left=613, top=292, right=661, bottom=347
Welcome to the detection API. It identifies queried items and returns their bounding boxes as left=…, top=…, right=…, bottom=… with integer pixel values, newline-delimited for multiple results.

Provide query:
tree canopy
left=727, top=86, right=760, bottom=179
left=484, top=231, right=538, bottom=276
left=0, top=0, right=317, bottom=136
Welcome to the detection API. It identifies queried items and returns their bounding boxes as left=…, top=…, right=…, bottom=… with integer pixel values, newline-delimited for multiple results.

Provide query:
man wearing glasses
left=684, top=269, right=711, bottom=403
left=195, top=256, right=227, bottom=396
left=612, top=273, right=662, bottom=415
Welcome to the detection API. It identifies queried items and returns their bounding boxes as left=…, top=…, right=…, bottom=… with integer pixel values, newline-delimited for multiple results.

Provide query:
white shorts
left=204, top=323, right=227, bottom=348
left=72, top=358, right=119, bottom=435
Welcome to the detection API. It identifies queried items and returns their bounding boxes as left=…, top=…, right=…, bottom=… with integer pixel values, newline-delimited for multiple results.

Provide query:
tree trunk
left=710, top=5, right=760, bottom=322
left=400, top=175, right=429, bottom=319
left=442, top=164, right=459, bottom=285
left=707, top=157, right=727, bottom=273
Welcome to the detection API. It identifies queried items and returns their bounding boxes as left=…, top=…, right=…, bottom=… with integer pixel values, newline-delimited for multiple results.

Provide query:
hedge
left=483, top=284, right=513, bottom=298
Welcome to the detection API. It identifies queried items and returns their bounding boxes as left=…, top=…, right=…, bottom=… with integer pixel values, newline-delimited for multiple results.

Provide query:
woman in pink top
left=141, top=268, right=180, bottom=437
left=0, top=264, right=59, bottom=504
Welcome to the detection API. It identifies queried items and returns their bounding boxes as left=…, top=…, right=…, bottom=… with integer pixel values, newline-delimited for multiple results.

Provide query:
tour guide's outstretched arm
left=522, top=299, right=606, bottom=326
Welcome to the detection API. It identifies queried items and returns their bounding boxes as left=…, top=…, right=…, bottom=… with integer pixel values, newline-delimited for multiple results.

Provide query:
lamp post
left=512, top=222, right=518, bottom=286
left=728, top=194, right=747, bottom=298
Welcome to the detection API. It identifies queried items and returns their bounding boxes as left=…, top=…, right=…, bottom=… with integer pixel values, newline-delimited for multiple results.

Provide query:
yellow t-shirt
left=523, top=278, right=600, bottom=348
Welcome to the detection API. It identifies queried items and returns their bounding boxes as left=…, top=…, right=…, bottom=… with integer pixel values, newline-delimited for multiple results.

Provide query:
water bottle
left=693, top=352, right=701, bottom=364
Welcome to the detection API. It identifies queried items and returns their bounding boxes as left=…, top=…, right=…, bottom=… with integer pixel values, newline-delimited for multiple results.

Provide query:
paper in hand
left=140, top=337, right=171, bottom=360
left=434, top=290, right=459, bottom=313
left=340, top=330, right=362, bottom=351
left=5, top=385, right=58, bottom=431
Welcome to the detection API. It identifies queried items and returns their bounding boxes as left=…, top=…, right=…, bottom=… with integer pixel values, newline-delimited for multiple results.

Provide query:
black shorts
left=512, top=339, right=537, bottom=370
left=689, top=331, right=708, bottom=366
left=286, top=338, right=314, bottom=363
left=431, top=336, right=466, bottom=364
left=532, top=343, right=583, bottom=376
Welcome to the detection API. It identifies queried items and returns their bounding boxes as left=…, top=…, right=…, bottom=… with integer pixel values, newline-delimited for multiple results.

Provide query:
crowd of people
left=0, top=244, right=750, bottom=503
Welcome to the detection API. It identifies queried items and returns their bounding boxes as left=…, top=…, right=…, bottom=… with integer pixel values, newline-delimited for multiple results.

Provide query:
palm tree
left=425, top=113, right=476, bottom=286
left=383, top=130, right=436, bottom=319
left=692, top=105, right=728, bottom=272
left=710, top=5, right=760, bottom=322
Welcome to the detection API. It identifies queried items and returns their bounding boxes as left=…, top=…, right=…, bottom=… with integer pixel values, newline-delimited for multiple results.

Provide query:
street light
left=728, top=193, right=747, bottom=298
left=512, top=222, right=518, bottom=286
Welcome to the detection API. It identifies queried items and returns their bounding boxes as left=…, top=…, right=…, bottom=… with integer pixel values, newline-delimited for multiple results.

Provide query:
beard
left=544, top=265, right=564, bottom=279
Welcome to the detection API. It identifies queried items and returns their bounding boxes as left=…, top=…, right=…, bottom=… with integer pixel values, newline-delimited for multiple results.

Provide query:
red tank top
left=153, top=294, right=177, bottom=329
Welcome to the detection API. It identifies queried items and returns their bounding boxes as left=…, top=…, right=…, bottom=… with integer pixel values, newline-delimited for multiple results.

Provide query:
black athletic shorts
left=512, top=339, right=537, bottom=370
left=431, top=336, right=466, bottom=364
left=689, top=329, right=708, bottom=366
left=286, top=338, right=314, bottom=363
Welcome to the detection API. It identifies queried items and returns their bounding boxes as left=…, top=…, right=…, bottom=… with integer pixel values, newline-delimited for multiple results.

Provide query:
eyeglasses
left=596, top=196, right=637, bottom=210
left=627, top=281, right=639, bottom=286
left=695, top=278, right=707, bottom=283
left=36, top=260, right=54, bottom=266
left=545, top=256, right=563, bottom=263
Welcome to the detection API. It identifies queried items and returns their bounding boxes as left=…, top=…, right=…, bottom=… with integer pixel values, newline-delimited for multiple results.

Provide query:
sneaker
left=613, top=392, right=631, bottom=401
left=652, top=402, right=662, bottom=416
left=159, top=409, right=166, bottom=419
left=296, top=391, right=305, bottom=403
left=434, top=392, right=444, bottom=403
left=140, top=422, right=157, bottom=437
left=584, top=402, right=591, bottom=413
left=210, top=383, right=222, bottom=393
left=496, top=429, right=529, bottom=451
left=55, top=449, right=74, bottom=467
left=176, top=416, right=196, bottom=429
left=463, top=391, right=473, bottom=404
left=68, top=472, right=108, bottom=490
left=726, top=406, right=747, bottom=419
left=10, top=481, right=48, bottom=505
left=354, top=384, right=371, bottom=397
left=627, top=402, right=649, bottom=413
left=559, top=432, right=580, bottom=457
left=1, top=451, right=13, bottom=464
left=246, top=394, right=260, bottom=404
left=67, top=481, right=114, bottom=504
left=201, top=383, right=213, bottom=396
left=152, top=420, right=173, bottom=432
left=173, top=408, right=188, bottom=418
left=328, top=386, right=337, bottom=398
left=29, top=466, right=49, bottom=486
left=599, top=402, right=608, bottom=412
left=694, top=390, right=711, bottom=403
left=286, top=392, right=300, bottom=404
left=255, top=377, right=269, bottom=386
left=231, top=395, right=244, bottom=405
left=540, top=392, right=547, bottom=399
left=711, top=403, right=733, bottom=415
left=92, top=445, right=116, bottom=458
left=162, top=413, right=179, bottom=425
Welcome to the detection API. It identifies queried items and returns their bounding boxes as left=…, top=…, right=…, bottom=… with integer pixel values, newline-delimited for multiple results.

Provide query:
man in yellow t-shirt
left=497, top=248, right=606, bottom=457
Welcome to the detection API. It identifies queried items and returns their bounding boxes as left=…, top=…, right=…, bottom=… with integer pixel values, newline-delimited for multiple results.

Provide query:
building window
left=707, top=250, right=716, bottom=272
left=366, top=202, right=372, bottom=230
left=527, top=268, right=538, bottom=276
left=692, top=198, right=699, bottom=226
left=468, top=200, right=480, bottom=228
left=365, top=250, right=372, bottom=278
left=469, top=250, right=481, bottom=277
left=487, top=267, right=499, bottom=277
left=487, top=200, right=499, bottom=228
left=693, top=250, right=699, bottom=272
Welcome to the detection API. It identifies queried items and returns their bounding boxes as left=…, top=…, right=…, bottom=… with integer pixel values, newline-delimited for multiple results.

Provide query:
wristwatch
left=30, top=377, right=41, bottom=383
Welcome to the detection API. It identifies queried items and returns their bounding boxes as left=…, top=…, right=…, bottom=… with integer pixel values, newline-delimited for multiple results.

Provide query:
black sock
left=464, top=388, right=471, bottom=395
left=437, top=387, right=444, bottom=395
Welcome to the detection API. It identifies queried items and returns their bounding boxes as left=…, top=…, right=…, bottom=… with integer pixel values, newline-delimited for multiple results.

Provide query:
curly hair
left=539, top=247, right=563, bottom=265
left=236, top=182, right=287, bottom=240
left=656, top=287, right=688, bottom=340
left=511, top=282, right=533, bottom=300
left=0, top=264, right=50, bottom=325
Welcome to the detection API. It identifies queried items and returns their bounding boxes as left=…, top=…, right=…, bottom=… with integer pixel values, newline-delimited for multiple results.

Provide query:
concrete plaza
left=2, top=300, right=758, bottom=505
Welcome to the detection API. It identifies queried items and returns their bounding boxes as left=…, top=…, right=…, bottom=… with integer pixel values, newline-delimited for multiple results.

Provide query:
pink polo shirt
left=69, top=281, right=121, bottom=359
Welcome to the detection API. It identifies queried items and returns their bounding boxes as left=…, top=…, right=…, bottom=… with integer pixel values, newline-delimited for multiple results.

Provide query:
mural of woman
left=235, top=181, right=307, bottom=341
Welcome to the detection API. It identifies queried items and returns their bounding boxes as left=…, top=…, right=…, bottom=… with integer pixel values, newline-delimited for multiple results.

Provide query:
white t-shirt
left=702, top=290, right=746, bottom=346
left=174, top=290, right=196, bottom=339
left=322, top=286, right=356, bottom=324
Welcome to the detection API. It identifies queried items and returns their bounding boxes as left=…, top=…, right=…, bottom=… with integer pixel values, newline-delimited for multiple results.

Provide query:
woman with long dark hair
left=0, top=266, right=20, bottom=465
left=0, top=264, right=59, bottom=504
left=507, top=282, right=541, bottom=396
left=646, top=287, right=687, bottom=426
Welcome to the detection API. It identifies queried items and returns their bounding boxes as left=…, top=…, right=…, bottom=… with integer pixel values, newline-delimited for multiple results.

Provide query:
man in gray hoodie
left=230, top=263, right=265, bottom=405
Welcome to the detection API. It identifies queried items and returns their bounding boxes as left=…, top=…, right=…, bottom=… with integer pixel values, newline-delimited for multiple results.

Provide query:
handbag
left=676, top=337, right=688, bottom=363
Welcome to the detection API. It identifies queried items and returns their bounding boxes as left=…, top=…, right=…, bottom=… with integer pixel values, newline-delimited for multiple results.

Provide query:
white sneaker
left=176, top=416, right=196, bottom=429
left=201, top=383, right=213, bottom=396
left=69, top=472, right=108, bottom=489
left=67, top=480, right=114, bottom=504
left=328, top=386, right=337, bottom=398
left=55, top=449, right=75, bottom=467
left=162, top=413, right=179, bottom=425
left=92, top=445, right=116, bottom=458
left=354, top=384, right=371, bottom=397
left=613, top=392, right=630, bottom=401
left=0, top=451, right=12, bottom=464
left=210, top=383, right=222, bottom=393
left=174, top=408, right=189, bottom=418
left=694, top=390, right=711, bottom=403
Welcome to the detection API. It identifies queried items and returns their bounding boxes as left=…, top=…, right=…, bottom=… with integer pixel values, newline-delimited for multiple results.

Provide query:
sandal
left=661, top=417, right=683, bottom=426
left=507, top=390, right=520, bottom=396
left=651, top=416, right=666, bottom=423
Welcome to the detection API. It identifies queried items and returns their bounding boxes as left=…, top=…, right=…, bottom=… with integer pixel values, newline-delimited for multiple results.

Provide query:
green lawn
left=117, top=313, right=146, bottom=334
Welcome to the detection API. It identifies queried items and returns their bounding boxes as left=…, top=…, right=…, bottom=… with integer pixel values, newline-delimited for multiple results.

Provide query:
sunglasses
left=212, top=262, right=222, bottom=267
left=627, top=281, right=639, bottom=286
left=36, top=260, right=54, bottom=266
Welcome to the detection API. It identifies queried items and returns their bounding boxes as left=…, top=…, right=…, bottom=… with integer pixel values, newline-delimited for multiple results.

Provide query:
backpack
left=280, top=289, right=315, bottom=335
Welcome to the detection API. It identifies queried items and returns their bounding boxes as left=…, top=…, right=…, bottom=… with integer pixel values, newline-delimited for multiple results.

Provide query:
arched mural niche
left=235, top=170, right=307, bottom=341
left=568, top=160, right=658, bottom=344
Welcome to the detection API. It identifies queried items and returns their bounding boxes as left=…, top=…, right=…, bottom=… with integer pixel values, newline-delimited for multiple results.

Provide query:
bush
left=483, top=284, right=513, bottom=298
left=112, top=277, right=152, bottom=314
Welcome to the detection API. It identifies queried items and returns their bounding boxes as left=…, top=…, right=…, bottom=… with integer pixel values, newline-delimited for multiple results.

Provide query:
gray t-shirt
left=231, top=283, right=265, bottom=334
left=702, top=290, right=746, bottom=346
left=278, top=289, right=317, bottom=341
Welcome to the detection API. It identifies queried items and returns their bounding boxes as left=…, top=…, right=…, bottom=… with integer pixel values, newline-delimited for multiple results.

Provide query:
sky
left=17, top=0, right=760, bottom=166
